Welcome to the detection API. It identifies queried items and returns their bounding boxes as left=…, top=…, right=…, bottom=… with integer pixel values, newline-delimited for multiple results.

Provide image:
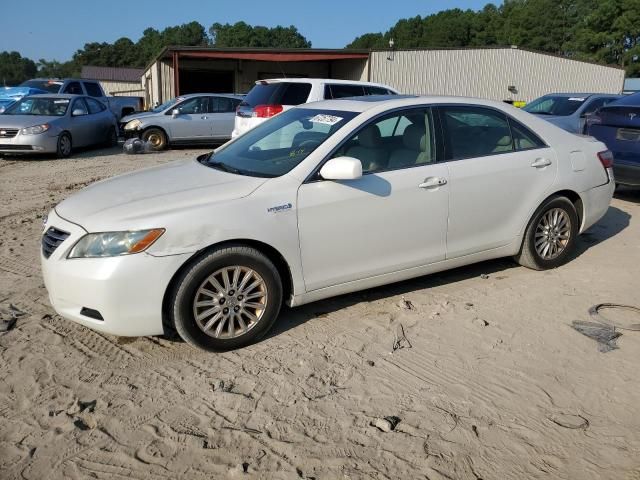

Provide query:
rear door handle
left=531, top=157, right=552, bottom=168
left=201, top=116, right=208, bottom=119
left=419, top=177, right=447, bottom=189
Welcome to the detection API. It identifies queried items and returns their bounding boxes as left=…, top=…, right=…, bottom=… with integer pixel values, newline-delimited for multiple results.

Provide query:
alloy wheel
left=534, top=208, right=572, bottom=260
left=192, top=266, right=268, bottom=339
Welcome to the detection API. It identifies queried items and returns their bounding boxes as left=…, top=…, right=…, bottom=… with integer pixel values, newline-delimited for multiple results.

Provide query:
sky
left=0, top=0, right=492, bottom=62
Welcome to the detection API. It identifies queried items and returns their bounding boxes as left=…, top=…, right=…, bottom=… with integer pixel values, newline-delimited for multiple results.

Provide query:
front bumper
left=0, top=132, right=58, bottom=154
left=40, top=210, right=192, bottom=337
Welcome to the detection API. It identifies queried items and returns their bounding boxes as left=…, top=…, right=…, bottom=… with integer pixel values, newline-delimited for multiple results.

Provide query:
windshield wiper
left=208, top=161, right=243, bottom=175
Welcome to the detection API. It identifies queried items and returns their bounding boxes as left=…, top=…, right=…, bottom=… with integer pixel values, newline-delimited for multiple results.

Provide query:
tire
left=56, top=132, right=72, bottom=158
left=142, top=127, right=167, bottom=151
left=515, top=196, right=579, bottom=270
left=170, top=245, right=283, bottom=351
left=105, top=126, right=118, bottom=147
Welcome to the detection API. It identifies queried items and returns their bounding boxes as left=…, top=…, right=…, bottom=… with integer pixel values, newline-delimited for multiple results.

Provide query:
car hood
left=0, top=115, right=61, bottom=129
left=55, top=158, right=268, bottom=232
left=121, top=110, right=158, bottom=123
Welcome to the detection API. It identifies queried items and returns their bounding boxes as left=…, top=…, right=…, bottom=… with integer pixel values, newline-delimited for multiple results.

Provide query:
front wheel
left=57, top=132, right=72, bottom=158
left=515, top=196, right=579, bottom=270
left=170, top=245, right=283, bottom=351
left=142, top=128, right=167, bottom=151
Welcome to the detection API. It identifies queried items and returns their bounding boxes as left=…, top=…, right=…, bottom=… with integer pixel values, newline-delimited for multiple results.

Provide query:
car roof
left=175, top=93, right=245, bottom=99
left=26, top=94, right=84, bottom=99
left=301, top=95, right=517, bottom=113
left=256, top=78, right=394, bottom=88
left=541, top=93, right=620, bottom=98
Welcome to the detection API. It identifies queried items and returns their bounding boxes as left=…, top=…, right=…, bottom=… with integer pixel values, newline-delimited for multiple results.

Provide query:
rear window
left=242, top=82, right=312, bottom=107
left=19, top=80, right=63, bottom=93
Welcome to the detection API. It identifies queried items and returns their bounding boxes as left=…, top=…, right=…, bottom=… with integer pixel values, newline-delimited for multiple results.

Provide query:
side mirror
left=171, top=108, right=180, bottom=117
left=72, top=109, right=87, bottom=116
left=319, top=156, right=363, bottom=181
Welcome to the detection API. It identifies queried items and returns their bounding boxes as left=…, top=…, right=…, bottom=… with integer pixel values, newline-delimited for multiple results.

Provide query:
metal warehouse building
left=141, top=46, right=625, bottom=108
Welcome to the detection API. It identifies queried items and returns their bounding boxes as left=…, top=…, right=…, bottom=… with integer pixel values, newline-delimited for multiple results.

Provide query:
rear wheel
left=57, top=133, right=72, bottom=158
left=170, top=245, right=283, bottom=351
left=515, top=196, right=579, bottom=270
left=142, top=128, right=167, bottom=151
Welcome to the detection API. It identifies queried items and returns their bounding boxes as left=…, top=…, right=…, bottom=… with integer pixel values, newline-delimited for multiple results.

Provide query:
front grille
left=42, top=227, right=70, bottom=259
left=0, top=129, right=19, bottom=138
left=0, top=145, right=31, bottom=151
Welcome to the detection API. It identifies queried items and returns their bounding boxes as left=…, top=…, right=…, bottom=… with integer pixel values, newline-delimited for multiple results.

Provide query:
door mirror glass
left=72, top=108, right=87, bottom=116
left=320, top=156, right=363, bottom=180
left=171, top=108, right=180, bottom=117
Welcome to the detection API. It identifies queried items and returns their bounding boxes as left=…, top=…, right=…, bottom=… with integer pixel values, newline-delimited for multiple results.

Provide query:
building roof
left=81, top=66, right=144, bottom=83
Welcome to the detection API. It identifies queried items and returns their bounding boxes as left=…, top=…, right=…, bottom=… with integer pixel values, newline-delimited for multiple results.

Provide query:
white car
left=232, top=78, right=398, bottom=138
left=41, top=95, right=614, bottom=351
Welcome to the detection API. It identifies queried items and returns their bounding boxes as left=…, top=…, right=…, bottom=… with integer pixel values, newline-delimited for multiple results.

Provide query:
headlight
left=21, top=124, right=49, bottom=135
left=124, top=119, right=142, bottom=131
left=68, top=229, right=165, bottom=258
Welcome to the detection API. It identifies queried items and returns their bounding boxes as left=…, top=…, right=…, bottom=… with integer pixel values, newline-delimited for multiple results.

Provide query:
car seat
left=346, top=124, right=388, bottom=172
left=387, top=123, right=433, bottom=169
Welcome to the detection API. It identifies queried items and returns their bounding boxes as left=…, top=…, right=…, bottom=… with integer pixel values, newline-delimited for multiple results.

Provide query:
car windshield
left=152, top=97, right=181, bottom=113
left=19, top=80, right=63, bottom=93
left=203, top=108, right=358, bottom=177
left=523, top=96, right=587, bottom=116
left=4, top=97, right=70, bottom=116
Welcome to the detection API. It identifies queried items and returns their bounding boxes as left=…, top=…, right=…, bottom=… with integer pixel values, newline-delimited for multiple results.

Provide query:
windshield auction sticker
left=309, top=114, right=343, bottom=126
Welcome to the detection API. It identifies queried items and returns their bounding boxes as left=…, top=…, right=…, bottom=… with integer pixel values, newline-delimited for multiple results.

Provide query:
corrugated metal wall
left=100, top=81, right=143, bottom=96
left=370, top=48, right=625, bottom=102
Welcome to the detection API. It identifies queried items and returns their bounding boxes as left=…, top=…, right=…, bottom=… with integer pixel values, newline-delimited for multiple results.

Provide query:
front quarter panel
left=146, top=175, right=306, bottom=299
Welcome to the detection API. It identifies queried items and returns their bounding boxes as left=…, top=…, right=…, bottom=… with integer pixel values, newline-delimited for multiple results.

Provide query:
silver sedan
left=0, top=94, right=118, bottom=158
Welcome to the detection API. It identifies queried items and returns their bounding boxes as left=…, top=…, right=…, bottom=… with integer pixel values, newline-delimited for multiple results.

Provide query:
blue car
left=0, top=87, right=48, bottom=113
left=586, top=93, right=640, bottom=187
left=523, top=93, right=622, bottom=134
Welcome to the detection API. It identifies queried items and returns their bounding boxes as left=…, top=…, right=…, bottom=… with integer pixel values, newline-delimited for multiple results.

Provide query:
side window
left=63, top=81, right=83, bottom=95
left=509, top=119, right=546, bottom=151
left=365, top=86, right=391, bottom=96
left=175, top=97, right=207, bottom=114
left=583, top=98, right=612, bottom=116
left=72, top=98, right=89, bottom=115
left=211, top=97, right=235, bottom=113
left=440, top=106, right=514, bottom=160
left=85, top=98, right=105, bottom=114
left=332, top=108, right=435, bottom=173
left=83, top=82, right=103, bottom=97
left=325, top=84, right=366, bottom=99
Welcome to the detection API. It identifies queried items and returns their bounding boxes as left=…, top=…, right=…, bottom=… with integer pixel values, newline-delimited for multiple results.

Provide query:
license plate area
left=616, top=128, right=640, bottom=141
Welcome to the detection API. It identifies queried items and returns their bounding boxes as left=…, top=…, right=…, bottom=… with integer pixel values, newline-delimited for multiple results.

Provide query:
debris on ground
left=400, top=296, right=415, bottom=310
left=571, top=321, right=622, bottom=353
left=480, top=274, right=490, bottom=279
left=366, top=360, right=375, bottom=367
left=473, top=318, right=489, bottom=327
left=0, top=303, right=26, bottom=332
left=588, top=303, right=640, bottom=331
left=371, top=416, right=401, bottom=432
left=549, top=413, right=589, bottom=430
left=123, top=138, right=158, bottom=154
left=392, top=324, right=412, bottom=352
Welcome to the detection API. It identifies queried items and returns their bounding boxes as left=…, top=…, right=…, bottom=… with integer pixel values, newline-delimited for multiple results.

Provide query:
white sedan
left=41, top=96, right=614, bottom=351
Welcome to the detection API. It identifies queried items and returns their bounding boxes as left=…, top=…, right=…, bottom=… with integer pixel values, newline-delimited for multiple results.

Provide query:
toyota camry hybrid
left=41, top=95, right=614, bottom=351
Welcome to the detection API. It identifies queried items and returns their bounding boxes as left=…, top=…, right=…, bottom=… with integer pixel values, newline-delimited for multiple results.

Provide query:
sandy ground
left=0, top=145, right=639, bottom=480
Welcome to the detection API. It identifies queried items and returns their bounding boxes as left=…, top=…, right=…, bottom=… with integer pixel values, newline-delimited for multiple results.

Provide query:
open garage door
left=179, top=70, right=234, bottom=94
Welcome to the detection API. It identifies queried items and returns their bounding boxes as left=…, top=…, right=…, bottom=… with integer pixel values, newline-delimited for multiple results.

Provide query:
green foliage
left=0, top=51, right=37, bottom=86
left=347, top=0, right=640, bottom=75
left=210, top=22, right=311, bottom=48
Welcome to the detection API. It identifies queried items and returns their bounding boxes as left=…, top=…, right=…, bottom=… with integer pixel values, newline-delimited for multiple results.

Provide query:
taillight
left=253, top=104, right=283, bottom=118
left=597, top=150, right=614, bottom=169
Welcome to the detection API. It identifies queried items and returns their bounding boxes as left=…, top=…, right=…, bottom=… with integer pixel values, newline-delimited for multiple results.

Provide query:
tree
left=210, top=22, right=311, bottom=48
left=0, top=51, right=37, bottom=86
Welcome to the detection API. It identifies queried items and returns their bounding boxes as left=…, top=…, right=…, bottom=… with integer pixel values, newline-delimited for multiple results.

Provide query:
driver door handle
left=201, top=116, right=209, bottom=120
left=531, top=157, right=552, bottom=168
left=419, top=177, right=447, bottom=189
